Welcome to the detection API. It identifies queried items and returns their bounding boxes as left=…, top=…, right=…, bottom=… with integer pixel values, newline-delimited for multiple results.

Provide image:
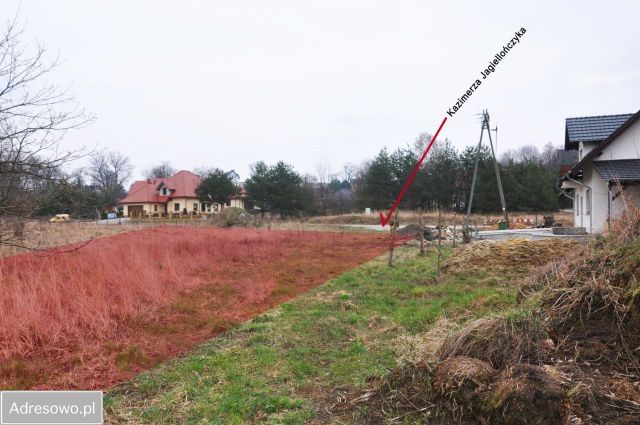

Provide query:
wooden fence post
left=453, top=211, right=457, bottom=248
left=388, top=210, right=399, bottom=267
left=419, top=209, right=426, bottom=256
left=437, top=209, right=444, bottom=278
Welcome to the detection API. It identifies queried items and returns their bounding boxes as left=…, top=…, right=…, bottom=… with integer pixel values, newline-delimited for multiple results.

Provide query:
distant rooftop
left=565, top=113, right=634, bottom=149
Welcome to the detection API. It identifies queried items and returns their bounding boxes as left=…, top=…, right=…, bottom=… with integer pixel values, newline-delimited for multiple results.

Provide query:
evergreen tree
left=245, top=161, right=305, bottom=218
left=195, top=168, right=239, bottom=210
left=418, top=139, right=459, bottom=210
left=390, top=147, right=419, bottom=208
left=268, top=161, right=304, bottom=217
left=358, top=149, right=396, bottom=209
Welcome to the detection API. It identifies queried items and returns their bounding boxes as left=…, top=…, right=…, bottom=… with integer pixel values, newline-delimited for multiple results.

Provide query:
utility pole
left=464, top=117, right=484, bottom=229
left=485, top=113, right=508, bottom=225
left=464, top=110, right=509, bottom=230
left=491, top=126, right=498, bottom=156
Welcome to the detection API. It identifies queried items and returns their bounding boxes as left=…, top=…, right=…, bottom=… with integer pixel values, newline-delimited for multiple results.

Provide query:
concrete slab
left=474, top=227, right=590, bottom=241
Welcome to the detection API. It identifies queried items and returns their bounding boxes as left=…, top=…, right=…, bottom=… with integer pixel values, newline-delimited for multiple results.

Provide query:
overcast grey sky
left=5, top=1, right=640, bottom=181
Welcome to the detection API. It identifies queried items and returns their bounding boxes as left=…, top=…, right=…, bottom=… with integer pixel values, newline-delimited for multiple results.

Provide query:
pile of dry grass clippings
left=437, top=315, right=547, bottom=370
left=540, top=205, right=640, bottom=373
left=442, top=237, right=582, bottom=275
left=430, top=206, right=640, bottom=423
left=432, top=356, right=496, bottom=418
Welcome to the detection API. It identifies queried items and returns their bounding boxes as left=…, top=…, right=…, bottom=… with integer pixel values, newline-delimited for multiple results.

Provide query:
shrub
left=214, top=207, right=247, bottom=227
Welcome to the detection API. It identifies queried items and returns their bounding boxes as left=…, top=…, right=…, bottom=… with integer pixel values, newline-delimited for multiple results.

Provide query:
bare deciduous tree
left=341, top=162, right=358, bottom=185
left=0, top=18, right=92, bottom=247
left=315, top=159, right=334, bottom=215
left=88, top=151, right=132, bottom=207
left=412, top=132, right=432, bottom=157
left=144, top=161, right=175, bottom=179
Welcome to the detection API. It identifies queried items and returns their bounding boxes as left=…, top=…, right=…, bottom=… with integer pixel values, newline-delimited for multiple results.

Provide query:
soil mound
left=442, top=238, right=582, bottom=275
left=486, top=364, right=564, bottom=424
left=433, top=356, right=495, bottom=416
left=396, top=223, right=421, bottom=237
left=437, top=316, right=546, bottom=370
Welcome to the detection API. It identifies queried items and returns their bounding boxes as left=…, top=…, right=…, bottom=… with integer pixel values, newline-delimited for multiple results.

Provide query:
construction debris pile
left=481, top=215, right=561, bottom=229
left=398, top=224, right=462, bottom=241
left=442, top=238, right=581, bottom=275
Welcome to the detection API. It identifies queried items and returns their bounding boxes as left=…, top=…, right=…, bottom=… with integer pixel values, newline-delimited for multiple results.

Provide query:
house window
left=585, top=189, right=591, bottom=215
left=154, top=205, right=158, bottom=212
left=576, top=194, right=580, bottom=216
left=174, top=202, right=180, bottom=211
left=162, top=187, right=167, bottom=195
left=226, top=200, right=231, bottom=207
left=193, top=203, right=198, bottom=211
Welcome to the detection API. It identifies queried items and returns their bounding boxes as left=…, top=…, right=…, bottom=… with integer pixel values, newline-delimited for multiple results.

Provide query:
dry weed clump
left=442, top=237, right=582, bottom=275
left=430, top=205, right=640, bottom=423
left=433, top=356, right=496, bottom=417
left=485, top=364, right=565, bottom=424
left=437, top=315, right=547, bottom=370
left=0, top=220, right=152, bottom=259
left=537, top=208, right=640, bottom=373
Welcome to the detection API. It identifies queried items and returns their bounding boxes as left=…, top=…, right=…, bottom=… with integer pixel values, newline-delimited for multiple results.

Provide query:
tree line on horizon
left=192, top=138, right=575, bottom=218
left=356, top=136, right=574, bottom=214
left=30, top=132, right=575, bottom=220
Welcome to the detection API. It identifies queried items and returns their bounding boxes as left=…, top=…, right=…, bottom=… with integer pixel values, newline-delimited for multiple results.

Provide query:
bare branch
left=0, top=17, right=94, bottom=247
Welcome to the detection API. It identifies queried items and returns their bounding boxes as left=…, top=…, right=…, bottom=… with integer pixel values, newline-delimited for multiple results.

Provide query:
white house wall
left=572, top=163, right=640, bottom=234
left=582, top=164, right=609, bottom=233
left=570, top=117, right=640, bottom=233
left=598, top=118, right=640, bottom=161
left=579, top=141, right=599, bottom=161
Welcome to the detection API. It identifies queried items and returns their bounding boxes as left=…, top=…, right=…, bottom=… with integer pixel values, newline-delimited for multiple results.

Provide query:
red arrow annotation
left=379, top=116, right=448, bottom=227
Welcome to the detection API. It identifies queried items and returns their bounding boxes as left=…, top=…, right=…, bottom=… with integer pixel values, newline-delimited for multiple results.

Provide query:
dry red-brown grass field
left=0, top=226, right=390, bottom=390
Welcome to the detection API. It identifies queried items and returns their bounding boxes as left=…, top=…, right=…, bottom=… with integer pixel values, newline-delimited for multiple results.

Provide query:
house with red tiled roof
left=120, top=170, right=245, bottom=217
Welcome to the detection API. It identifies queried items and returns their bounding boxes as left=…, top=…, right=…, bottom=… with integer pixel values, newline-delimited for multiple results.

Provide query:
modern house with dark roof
left=560, top=110, right=640, bottom=233
left=120, top=170, right=245, bottom=217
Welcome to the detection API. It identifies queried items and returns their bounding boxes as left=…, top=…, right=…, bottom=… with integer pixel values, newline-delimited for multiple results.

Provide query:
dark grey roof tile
left=566, top=114, right=634, bottom=144
left=593, top=159, right=640, bottom=181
